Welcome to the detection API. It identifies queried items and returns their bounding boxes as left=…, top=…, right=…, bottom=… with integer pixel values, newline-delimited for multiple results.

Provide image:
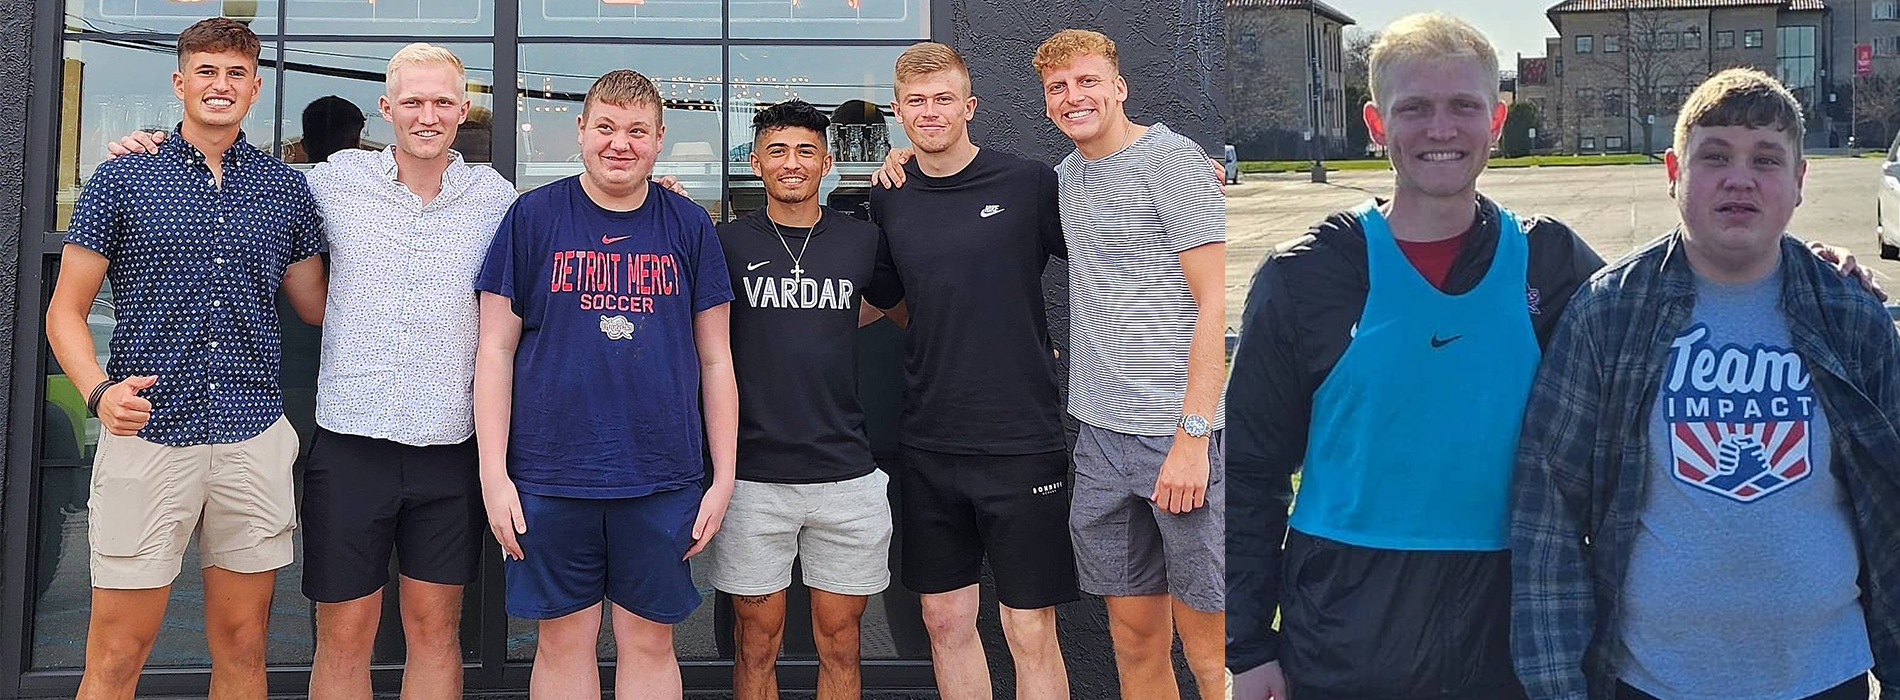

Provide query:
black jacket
left=1226, top=195, right=1604, bottom=695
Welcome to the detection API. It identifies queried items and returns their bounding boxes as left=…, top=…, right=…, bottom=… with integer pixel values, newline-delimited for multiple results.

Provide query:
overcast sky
left=1333, top=0, right=1559, bottom=69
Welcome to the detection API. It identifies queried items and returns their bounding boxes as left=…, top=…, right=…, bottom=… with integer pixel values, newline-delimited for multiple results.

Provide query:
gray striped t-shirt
left=1056, top=122, right=1226, bottom=436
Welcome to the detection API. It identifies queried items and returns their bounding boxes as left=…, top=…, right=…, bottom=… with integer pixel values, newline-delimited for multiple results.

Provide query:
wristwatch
left=1178, top=413, right=1211, bottom=439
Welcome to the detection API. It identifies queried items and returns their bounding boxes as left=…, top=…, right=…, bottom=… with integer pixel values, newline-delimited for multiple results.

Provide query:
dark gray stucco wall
left=0, top=0, right=30, bottom=563
left=948, top=3, right=1225, bottom=700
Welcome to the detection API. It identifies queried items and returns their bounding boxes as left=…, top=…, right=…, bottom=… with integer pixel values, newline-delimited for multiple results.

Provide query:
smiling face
left=577, top=99, right=665, bottom=196
left=1667, top=123, right=1806, bottom=268
left=891, top=70, right=975, bottom=155
left=174, top=50, right=262, bottom=130
left=751, top=125, right=831, bottom=206
left=1041, top=53, right=1128, bottom=150
left=1366, top=56, right=1505, bottom=202
left=381, top=62, right=469, bottom=162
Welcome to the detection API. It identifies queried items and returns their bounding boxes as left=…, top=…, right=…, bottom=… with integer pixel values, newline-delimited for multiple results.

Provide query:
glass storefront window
left=56, top=40, right=282, bottom=230
left=280, top=43, right=495, bottom=165
left=730, top=0, right=930, bottom=40
left=516, top=44, right=724, bottom=215
left=726, top=45, right=910, bottom=217
left=286, top=0, right=494, bottom=36
left=520, top=0, right=719, bottom=39
left=65, top=0, right=281, bottom=35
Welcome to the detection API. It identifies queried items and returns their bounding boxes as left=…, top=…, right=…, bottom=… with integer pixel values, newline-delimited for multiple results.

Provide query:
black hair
left=752, top=100, right=830, bottom=145
left=301, top=95, right=365, bottom=163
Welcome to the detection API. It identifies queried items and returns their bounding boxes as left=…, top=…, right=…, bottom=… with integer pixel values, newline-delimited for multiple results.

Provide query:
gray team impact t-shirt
left=1617, top=264, right=1870, bottom=700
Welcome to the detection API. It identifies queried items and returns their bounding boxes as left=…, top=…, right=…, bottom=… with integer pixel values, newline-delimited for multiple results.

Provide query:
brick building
left=1226, top=0, right=1356, bottom=159
left=1538, top=0, right=1900, bottom=154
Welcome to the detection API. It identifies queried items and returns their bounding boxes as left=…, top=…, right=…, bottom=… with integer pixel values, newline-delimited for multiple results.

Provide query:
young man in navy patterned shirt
left=45, top=17, right=326, bottom=700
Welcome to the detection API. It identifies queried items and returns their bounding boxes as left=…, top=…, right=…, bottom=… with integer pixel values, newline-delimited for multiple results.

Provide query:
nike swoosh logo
left=1430, top=334, right=1463, bottom=348
left=747, top=261, right=772, bottom=271
left=980, top=205, right=1005, bottom=218
left=602, top=234, right=632, bottom=245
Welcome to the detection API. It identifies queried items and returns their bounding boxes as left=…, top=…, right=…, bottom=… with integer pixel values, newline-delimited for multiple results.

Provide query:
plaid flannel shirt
left=1509, top=231, right=1900, bottom=700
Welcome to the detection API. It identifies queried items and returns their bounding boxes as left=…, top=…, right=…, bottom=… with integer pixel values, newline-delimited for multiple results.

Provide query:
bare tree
left=1344, top=27, right=1378, bottom=89
left=1592, top=9, right=1707, bottom=158
left=1854, top=69, right=1900, bottom=149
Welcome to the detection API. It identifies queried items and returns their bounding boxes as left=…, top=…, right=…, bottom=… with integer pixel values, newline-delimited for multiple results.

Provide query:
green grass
left=1240, top=152, right=1658, bottom=174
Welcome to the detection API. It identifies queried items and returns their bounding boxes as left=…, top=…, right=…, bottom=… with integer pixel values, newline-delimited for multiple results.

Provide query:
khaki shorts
left=89, top=416, right=299, bottom=589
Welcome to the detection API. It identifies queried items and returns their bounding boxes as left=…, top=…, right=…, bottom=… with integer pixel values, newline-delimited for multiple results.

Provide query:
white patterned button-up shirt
left=306, top=147, right=517, bottom=446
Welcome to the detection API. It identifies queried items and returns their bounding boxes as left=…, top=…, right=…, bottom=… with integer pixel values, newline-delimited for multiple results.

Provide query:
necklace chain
left=769, top=212, right=814, bottom=278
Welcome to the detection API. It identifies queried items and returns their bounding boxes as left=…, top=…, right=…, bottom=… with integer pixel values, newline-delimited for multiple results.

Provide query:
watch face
left=1182, top=414, right=1210, bottom=437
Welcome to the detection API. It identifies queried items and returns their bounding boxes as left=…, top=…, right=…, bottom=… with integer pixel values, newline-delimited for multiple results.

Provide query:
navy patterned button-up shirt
left=65, top=128, right=324, bottom=447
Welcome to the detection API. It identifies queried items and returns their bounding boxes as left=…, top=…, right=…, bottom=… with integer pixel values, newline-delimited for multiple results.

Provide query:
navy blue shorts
left=504, top=485, right=704, bottom=623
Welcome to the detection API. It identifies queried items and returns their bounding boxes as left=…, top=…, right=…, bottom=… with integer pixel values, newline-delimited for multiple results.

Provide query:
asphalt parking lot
left=1224, top=157, right=1897, bottom=332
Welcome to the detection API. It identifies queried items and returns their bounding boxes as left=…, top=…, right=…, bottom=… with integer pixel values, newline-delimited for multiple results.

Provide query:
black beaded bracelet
left=85, top=380, right=113, bottom=417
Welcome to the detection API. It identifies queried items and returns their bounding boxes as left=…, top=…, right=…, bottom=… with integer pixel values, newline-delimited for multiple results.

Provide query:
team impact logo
left=1659, top=324, right=1815, bottom=503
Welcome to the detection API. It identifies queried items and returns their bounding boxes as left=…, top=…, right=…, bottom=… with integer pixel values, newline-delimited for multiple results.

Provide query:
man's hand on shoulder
left=104, top=130, right=168, bottom=160
left=872, top=147, right=915, bottom=189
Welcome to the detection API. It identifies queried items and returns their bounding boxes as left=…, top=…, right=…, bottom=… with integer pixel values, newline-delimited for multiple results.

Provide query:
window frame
left=4, top=0, right=952, bottom=694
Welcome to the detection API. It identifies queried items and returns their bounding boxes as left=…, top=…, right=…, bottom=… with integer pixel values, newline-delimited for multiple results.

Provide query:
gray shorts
left=1068, top=422, right=1224, bottom=612
left=709, top=469, right=893, bottom=597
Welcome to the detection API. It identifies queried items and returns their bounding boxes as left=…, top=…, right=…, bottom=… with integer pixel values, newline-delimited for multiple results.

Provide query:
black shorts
left=896, top=445, right=1078, bottom=609
left=301, top=427, right=484, bottom=603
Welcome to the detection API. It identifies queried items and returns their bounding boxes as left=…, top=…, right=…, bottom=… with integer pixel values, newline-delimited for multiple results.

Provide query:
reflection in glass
left=726, top=46, right=909, bottom=218
left=520, top=0, right=719, bottom=39
left=287, top=0, right=492, bottom=36
left=29, top=268, right=484, bottom=670
left=516, top=45, right=722, bottom=216
left=56, top=40, right=280, bottom=230
left=730, top=0, right=929, bottom=40
left=281, top=43, right=496, bottom=164
left=65, top=0, right=281, bottom=35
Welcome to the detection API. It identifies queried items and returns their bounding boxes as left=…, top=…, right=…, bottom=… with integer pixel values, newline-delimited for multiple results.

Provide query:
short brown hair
left=176, top=17, right=261, bottom=72
left=1673, top=68, right=1805, bottom=156
left=1033, top=29, right=1119, bottom=77
left=583, top=69, right=665, bottom=125
left=894, top=42, right=971, bottom=97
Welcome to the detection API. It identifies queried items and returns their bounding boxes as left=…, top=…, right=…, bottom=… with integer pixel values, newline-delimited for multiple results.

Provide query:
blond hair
left=1673, top=68, right=1805, bottom=157
left=386, top=42, right=466, bottom=88
left=583, top=69, right=665, bottom=124
left=1033, top=29, right=1118, bottom=77
left=894, top=42, right=971, bottom=97
left=1367, top=12, right=1499, bottom=109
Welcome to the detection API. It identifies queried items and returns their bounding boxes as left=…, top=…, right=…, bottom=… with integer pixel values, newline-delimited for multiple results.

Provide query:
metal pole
left=1308, top=2, right=1327, bottom=183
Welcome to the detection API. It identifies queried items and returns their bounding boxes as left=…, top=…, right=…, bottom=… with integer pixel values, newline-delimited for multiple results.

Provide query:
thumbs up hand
left=100, top=376, right=157, bottom=437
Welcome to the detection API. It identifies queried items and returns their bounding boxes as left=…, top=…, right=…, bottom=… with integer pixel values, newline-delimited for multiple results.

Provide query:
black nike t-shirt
left=717, top=207, right=903, bottom=483
left=870, top=148, right=1067, bottom=455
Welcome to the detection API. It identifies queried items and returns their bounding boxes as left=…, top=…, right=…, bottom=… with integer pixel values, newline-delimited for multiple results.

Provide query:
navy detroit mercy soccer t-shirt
left=475, top=176, right=734, bottom=498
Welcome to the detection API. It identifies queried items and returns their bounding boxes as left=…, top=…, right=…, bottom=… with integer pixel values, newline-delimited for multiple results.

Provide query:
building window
left=1661, top=31, right=1679, bottom=50
left=1876, top=0, right=1900, bottom=21
left=39, top=2, right=938, bottom=685
left=1878, top=36, right=1900, bottom=57
left=1606, top=135, right=1625, bottom=151
left=1685, top=27, right=1703, bottom=49
left=1604, top=34, right=1622, bottom=53
left=1605, top=89, right=1624, bottom=117
left=1745, top=29, right=1763, bottom=49
left=1578, top=88, right=1596, bottom=117
left=1716, top=30, right=1735, bottom=49
left=1582, top=136, right=1598, bottom=151
left=1777, top=25, right=1818, bottom=106
left=1577, top=34, right=1594, bottom=53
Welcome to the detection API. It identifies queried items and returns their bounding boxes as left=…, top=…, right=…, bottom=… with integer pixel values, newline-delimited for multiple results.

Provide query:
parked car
left=1880, top=131, right=1900, bottom=259
left=1224, top=144, right=1240, bottom=185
